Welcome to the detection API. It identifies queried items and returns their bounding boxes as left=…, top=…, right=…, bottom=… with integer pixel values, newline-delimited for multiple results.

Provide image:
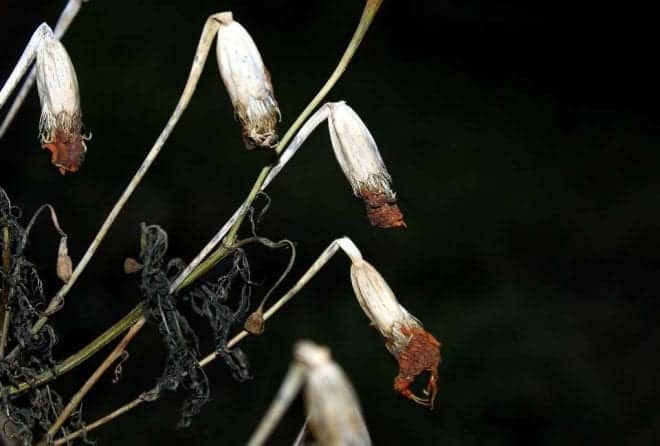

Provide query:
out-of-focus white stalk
left=297, top=341, right=371, bottom=446
left=246, top=363, right=305, bottom=446
left=247, top=341, right=371, bottom=446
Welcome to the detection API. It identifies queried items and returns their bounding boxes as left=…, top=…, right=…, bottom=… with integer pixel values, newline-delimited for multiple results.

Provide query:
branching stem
left=50, top=236, right=361, bottom=444
left=38, top=318, right=145, bottom=445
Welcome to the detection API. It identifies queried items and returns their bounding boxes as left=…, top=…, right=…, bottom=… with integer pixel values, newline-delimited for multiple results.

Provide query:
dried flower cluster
left=1, top=0, right=443, bottom=444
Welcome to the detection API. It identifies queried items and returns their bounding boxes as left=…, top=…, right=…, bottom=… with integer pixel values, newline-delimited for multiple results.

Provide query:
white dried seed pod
left=35, top=29, right=86, bottom=174
left=350, top=259, right=420, bottom=348
left=327, top=102, right=406, bottom=228
left=349, top=258, right=442, bottom=408
left=295, top=341, right=372, bottom=446
left=216, top=12, right=280, bottom=150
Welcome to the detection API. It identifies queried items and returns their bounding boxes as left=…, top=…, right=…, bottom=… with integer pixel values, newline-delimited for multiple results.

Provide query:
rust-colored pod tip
left=361, top=191, right=407, bottom=229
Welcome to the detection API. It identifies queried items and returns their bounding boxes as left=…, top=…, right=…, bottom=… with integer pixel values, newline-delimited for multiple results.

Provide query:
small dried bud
left=216, top=12, right=280, bottom=150
left=36, top=30, right=87, bottom=175
left=123, top=257, right=143, bottom=274
left=244, top=308, right=265, bottom=335
left=56, top=236, right=73, bottom=282
left=327, top=102, right=406, bottom=228
left=295, top=341, right=372, bottom=446
left=350, top=259, right=441, bottom=408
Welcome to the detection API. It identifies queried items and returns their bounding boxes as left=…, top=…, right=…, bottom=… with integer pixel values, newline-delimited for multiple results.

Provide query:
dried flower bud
left=56, top=236, right=73, bottom=282
left=327, top=102, right=406, bottom=228
left=350, top=259, right=441, bottom=408
left=244, top=308, right=265, bottom=335
left=123, top=257, right=143, bottom=274
left=295, top=341, right=372, bottom=446
left=216, top=12, right=280, bottom=150
left=36, top=30, right=86, bottom=174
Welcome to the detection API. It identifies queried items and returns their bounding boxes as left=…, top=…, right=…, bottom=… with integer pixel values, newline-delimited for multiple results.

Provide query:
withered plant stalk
left=0, top=1, right=410, bottom=443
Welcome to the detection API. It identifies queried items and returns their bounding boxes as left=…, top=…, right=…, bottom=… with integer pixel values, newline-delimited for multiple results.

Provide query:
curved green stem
left=6, top=303, right=144, bottom=396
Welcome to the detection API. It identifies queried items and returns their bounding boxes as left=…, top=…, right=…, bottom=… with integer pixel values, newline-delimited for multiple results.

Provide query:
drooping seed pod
left=216, top=12, right=280, bottom=150
left=350, top=258, right=441, bottom=408
left=56, top=236, right=73, bottom=282
left=327, top=101, right=406, bottom=229
left=35, top=30, right=87, bottom=174
left=295, top=341, right=372, bottom=446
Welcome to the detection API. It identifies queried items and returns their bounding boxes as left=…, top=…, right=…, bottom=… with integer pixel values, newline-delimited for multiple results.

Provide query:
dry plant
left=0, top=0, right=442, bottom=444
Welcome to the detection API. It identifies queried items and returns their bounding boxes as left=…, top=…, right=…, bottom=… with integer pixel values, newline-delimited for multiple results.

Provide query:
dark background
left=1, top=0, right=659, bottom=444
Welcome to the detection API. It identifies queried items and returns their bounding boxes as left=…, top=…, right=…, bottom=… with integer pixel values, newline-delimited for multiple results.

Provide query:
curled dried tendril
left=136, top=223, right=254, bottom=428
left=0, top=188, right=86, bottom=444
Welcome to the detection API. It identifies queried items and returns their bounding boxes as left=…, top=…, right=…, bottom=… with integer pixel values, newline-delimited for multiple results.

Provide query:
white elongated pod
left=36, top=29, right=86, bottom=174
left=216, top=12, right=280, bottom=150
left=327, top=102, right=406, bottom=228
left=350, top=258, right=442, bottom=408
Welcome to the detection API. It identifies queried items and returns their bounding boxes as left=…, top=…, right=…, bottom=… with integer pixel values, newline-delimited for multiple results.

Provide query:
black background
left=1, top=0, right=659, bottom=444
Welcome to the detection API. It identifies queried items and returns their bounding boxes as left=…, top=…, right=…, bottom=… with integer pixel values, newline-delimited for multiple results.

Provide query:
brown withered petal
left=390, top=324, right=442, bottom=409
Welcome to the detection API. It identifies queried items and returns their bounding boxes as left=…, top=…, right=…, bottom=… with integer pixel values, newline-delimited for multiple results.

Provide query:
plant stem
left=52, top=390, right=150, bottom=446
left=246, top=363, right=305, bottom=446
left=0, top=226, right=11, bottom=358
left=5, top=303, right=144, bottom=396
left=39, top=318, right=145, bottom=445
left=0, top=23, right=52, bottom=109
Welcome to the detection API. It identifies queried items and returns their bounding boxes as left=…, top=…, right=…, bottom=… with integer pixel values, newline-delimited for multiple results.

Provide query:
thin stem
left=198, top=236, right=361, bottom=365
left=274, top=0, right=382, bottom=159
left=29, top=14, right=226, bottom=335
left=39, top=318, right=145, bottom=445
left=5, top=303, right=144, bottom=396
left=52, top=389, right=153, bottom=446
left=0, top=23, right=52, bottom=108
left=246, top=363, right=305, bottom=446
left=0, top=226, right=11, bottom=358
left=0, top=0, right=86, bottom=139
left=292, top=418, right=309, bottom=446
